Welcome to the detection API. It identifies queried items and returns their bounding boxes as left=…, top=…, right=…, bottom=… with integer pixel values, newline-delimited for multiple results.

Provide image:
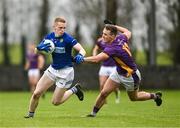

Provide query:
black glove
left=104, top=19, right=115, bottom=25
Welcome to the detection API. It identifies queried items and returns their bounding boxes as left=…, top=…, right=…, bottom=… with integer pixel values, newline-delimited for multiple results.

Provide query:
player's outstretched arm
left=84, top=52, right=109, bottom=63
left=92, top=45, right=99, bottom=56
left=115, top=25, right=131, bottom=40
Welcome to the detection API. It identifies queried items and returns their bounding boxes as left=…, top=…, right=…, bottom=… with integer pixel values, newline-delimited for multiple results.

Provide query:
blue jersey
left=42, top=32, right=77, bottom=69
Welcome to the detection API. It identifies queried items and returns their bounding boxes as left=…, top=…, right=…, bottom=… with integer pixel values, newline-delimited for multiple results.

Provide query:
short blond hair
left=54, top=17, right=66, bottom=23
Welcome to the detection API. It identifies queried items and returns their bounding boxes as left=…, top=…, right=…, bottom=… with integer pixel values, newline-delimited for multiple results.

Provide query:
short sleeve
left=116, top=34, right=128, bottom=43
left=65, top=33, right=78, bottom=46
left=103, top=47, right=115, bottom=57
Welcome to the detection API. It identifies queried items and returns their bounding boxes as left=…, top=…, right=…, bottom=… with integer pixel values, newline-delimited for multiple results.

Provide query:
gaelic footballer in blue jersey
left=25, top=17, right=86, bottom=118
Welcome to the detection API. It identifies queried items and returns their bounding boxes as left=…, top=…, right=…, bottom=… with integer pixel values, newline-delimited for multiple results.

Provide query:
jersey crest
left=59, top=38, right=64, bottom=43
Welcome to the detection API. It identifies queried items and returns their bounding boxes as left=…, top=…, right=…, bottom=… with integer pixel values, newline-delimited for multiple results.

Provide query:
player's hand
left=104, top=19, right=115, bottom=25
left=74, top=53, right=84, bottom=64
left=36, top=42, right=51, bottom=52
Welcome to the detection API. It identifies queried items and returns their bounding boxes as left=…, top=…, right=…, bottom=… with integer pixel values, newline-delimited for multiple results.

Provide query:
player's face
left=102, top=28, right=115, bottom=43
left=53, top=22, right=66, bottom=37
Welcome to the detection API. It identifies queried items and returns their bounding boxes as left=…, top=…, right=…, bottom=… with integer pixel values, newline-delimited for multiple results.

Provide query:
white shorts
left=44, top=65, right=74, bottom=88
left=99, top=66, right=116, bottom=76
left=28, top=69, right=40, bottom=77
left=109, top=69, right=141, bottom=91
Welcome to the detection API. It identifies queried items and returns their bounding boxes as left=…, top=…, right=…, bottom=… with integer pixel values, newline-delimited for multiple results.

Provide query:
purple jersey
left=103, top=34, right=137, bottom=77
left=26, top=53, right=39, bottom=69
left=96, top=38, right=116, bottom=66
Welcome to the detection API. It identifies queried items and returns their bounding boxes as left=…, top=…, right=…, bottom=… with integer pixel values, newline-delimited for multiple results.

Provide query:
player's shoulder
left=63, top=32, right=77, bottom=44
left=116, top=33, right=128, bottom=41
left=44, top=32, right=55, bottom=39
left=63, top=32, right=74, bottom=40
left=96, top=38, right=104, bottom=45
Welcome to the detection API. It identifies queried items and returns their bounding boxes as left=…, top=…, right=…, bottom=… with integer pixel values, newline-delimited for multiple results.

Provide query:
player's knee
left=32, top=92, right=41, bottom=100
left=100, top=91, right=108, bottom=99
left=129, top=96, right=138, bottom=101
left=52, top=100, right=62, bottom=106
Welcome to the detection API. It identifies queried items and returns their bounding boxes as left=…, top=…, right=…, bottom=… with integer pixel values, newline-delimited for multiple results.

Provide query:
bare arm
left=73, top=43, right=86, bottom=56
left=92, top=45, right=99, bottom=56
left=38, top=54, right=45, bottom=70
left=24, top=60, right=30, bottom=70
left=84, top=52, right=109, bottom=63
left=115, top=25, right=131, bottom=40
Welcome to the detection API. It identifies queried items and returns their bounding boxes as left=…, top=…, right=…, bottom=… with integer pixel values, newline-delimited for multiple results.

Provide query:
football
left=43, top=39, right=55, bottom=53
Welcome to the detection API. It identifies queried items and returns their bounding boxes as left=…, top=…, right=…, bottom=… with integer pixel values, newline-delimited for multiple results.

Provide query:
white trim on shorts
left=99, top=66, right=116, bottom=76
left=109, top=69, right=141, bottom=91
left=44, top=65, right=74, bottom=88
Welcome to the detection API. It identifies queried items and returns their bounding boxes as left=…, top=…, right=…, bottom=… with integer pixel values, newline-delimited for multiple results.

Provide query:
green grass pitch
left=0, top=90, right=180, bottom=127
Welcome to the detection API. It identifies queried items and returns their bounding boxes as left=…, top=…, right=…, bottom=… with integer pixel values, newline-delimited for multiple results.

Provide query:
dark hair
left=104, top=24, right=118, bottom=35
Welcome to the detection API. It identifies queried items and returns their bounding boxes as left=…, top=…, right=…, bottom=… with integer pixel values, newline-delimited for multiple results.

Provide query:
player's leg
left=28, top=69, right=40, bottom=93
left=127, top=90, right=162, bottom=106
left=114, top=87, right=120, bottom=103
left=51, top=68, right=83, bottom=105
left=27, top=70, right=35, bottom=93
left=30, top=75, right=40, bottom=92
left=87, top=78, right=118, bottom=117
left=24, top=73, right=54, bottom=118
left=128, top=90, right=152, bottom=101
left=99, top=66, right=110, bottom=103
left=96, top=78, right=118, bottom=108
left=28, top=76, right=36, bottom=93
left=107, top=66, right=120, bottom=103
left=52, top=84, right=84, bottom=105
left=99, top=75, right=108, bottom=91
left=99, top=75, right=108, bottom=103
left=52, top=87, right=68, bottom=105
left=126, top=70, right=162, bottom=106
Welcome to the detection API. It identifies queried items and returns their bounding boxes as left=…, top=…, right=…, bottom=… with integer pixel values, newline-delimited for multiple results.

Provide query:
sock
left=28, top=112, right=34, bottom=117
left=91, top=106, right=100, bottom=116
left=70, top=86, right=78, bottom=94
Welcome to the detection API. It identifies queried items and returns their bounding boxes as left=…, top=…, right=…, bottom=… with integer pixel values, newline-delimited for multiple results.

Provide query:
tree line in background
left=1, top=0, right=180, bottom=66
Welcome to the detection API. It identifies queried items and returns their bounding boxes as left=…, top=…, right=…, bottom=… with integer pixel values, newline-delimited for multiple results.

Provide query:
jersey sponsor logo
left=54, top=47, right=65, bottom=53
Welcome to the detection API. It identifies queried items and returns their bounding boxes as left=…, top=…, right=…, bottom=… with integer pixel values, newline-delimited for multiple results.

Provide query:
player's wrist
left=78, top=53, right=84, bottom=57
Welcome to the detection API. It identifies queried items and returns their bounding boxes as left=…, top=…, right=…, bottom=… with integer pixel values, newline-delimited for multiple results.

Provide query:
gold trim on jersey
left=113, top=57, right=133, bottom=77
left=122, top=43, right=132, bottom=56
